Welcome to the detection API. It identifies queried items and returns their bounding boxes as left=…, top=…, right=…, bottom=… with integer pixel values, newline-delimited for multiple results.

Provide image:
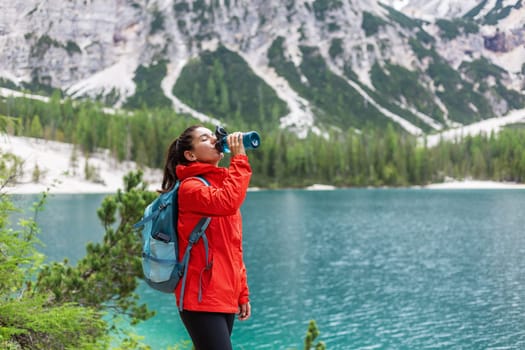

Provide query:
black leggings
left=179, top=311, right=235, bottom=350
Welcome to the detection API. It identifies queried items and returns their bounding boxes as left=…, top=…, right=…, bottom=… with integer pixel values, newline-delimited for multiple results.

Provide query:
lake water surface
left=13, top=189, right=525, bottom=349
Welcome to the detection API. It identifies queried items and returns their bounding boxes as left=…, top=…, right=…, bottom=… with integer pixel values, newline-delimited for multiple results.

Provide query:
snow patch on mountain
left=424, top=108, right=525, bottom=147
left=67, top=57, right=137, bottom=106
left=382, top=0, right=485, bottom=20
left=487, top=46, right=525, bottom=77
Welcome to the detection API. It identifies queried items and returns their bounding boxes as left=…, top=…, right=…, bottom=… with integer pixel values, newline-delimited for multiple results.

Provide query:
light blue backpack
left=134, top=176, right=210, bottom=311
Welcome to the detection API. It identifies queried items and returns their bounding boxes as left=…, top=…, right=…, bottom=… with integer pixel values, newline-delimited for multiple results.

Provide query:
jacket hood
left=176, top=161, right=227, bottom=181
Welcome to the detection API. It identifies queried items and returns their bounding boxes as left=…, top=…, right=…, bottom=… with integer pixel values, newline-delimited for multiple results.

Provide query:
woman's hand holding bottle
left=227, top=132, right=246, bottom=156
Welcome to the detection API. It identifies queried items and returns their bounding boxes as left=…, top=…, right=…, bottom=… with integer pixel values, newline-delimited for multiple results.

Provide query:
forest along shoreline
left=3, top=135, right=525, bottom=195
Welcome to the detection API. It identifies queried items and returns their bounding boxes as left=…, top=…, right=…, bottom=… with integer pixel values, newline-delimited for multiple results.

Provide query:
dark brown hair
left=161, top=125, right=202, bottom=192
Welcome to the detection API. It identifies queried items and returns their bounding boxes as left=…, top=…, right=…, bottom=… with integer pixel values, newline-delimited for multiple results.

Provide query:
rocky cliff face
left=1, top=0, right=524, bottom=135
left=2, top=1, right=146, bottom=89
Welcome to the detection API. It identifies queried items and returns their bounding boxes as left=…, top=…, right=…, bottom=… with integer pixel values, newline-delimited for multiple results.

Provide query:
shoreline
left=1, top=135, right=162, bottom=195
left=2, top=136, right=525, bottom=195
left=421, top=180, right=525, bottom=190
left=6, top=179, right=525, bottom=195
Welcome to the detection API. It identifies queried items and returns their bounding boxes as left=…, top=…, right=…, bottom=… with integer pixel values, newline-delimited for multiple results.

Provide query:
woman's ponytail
left=161, top=125, right=201, bottom=192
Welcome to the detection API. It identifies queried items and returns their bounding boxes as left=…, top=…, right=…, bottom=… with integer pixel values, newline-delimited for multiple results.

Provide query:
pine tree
left=30, top=115, right=43, bottom=138
left=31, top=163, right=42, bottom=183
left=303, top=320, right=326, bottom=350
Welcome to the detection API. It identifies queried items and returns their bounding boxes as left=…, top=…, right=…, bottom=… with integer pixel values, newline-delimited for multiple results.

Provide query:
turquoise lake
left=12, top=189, right=525, bottom=349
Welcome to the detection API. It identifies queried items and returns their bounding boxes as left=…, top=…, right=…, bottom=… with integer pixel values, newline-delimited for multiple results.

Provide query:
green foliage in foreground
left=304, top=320, right=326, bottom=350
left=0, top=190, right=109, bottom=349
left=0, top=142, right=159, bottom=349
left=0, top=170, right=169, bottom=349
left=35, top=172, right=157, bottom=324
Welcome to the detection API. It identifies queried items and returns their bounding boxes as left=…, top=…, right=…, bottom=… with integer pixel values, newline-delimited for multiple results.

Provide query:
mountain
left=1, top=0, right=524, bottom=137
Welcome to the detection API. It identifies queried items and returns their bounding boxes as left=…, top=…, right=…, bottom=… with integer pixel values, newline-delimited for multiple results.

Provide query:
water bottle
left=215, top=126, right=261, bottom=153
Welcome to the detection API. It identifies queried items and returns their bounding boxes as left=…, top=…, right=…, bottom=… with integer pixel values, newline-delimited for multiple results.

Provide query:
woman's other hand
left=238, top=302, right=251, bottom=321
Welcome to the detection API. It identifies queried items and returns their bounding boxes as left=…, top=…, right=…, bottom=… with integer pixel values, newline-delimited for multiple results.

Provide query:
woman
left=161, top=125, right=252, bottom=350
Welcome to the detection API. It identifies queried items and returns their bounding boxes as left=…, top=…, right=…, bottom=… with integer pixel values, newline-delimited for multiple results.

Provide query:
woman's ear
left=184, top=150, right=196, bottom=162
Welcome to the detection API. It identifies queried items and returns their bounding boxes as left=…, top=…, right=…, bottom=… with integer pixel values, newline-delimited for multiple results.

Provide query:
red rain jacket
left=174, top=155, right=252, bottom=313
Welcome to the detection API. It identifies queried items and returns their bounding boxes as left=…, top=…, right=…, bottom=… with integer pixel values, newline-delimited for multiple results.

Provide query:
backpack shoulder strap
left=181, top=175, right=209, bottom=187
left=195, top=175, right=209, bottom=185
left=133, top=182, right=180, bottom=229
left=178, top=175, right=211, bottom=311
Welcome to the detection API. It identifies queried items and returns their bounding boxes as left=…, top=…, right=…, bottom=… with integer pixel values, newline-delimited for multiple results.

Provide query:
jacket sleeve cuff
left=232, top=154, right=249, bottom=161
left=239, top=295, right=250, bottom=305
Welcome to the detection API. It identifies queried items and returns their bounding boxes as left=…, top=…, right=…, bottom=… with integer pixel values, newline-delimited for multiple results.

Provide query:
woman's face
left=185, top=127, right=224, bottom=165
